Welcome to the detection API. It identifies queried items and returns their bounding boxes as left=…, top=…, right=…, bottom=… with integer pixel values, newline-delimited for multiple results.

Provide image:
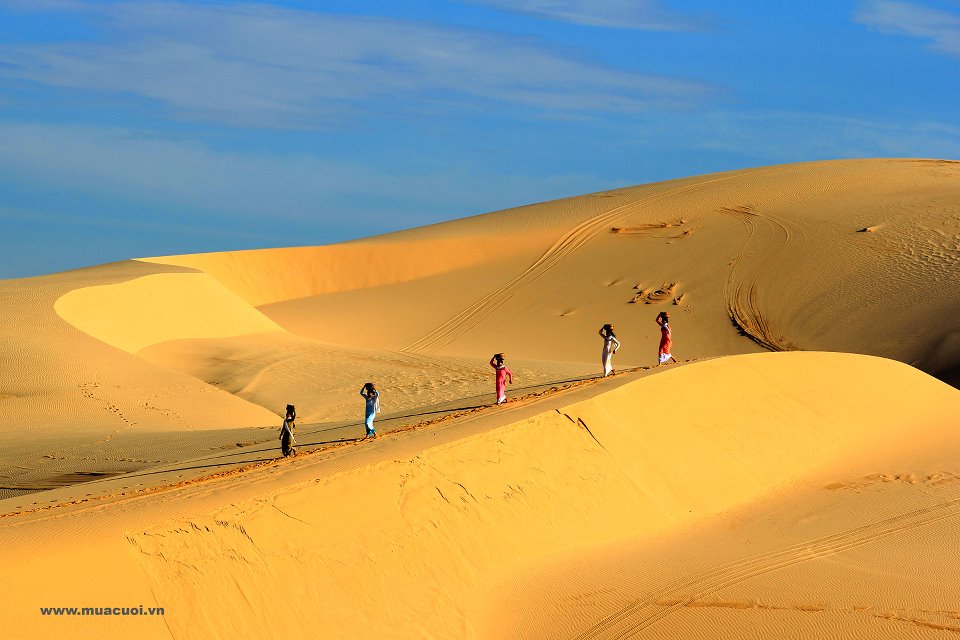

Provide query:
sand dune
left=1, top=353, right=957, bottom=639
left=0, top=260, right=280, bottom=500
left=138, top=159, right=960, bottom=381
left=0, top=158, right=957, bottom=638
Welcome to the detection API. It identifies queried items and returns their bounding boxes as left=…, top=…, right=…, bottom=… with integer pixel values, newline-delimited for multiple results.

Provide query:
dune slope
left=2, top=352, right=957, bottom=639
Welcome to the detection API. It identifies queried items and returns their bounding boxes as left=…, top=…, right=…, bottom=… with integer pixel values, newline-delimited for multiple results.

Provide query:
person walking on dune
left=360, top=382, right=381, bottom=438
left=279, top=404, right=297, bottom=457
left=656, top=312, right=676, bottom=365
left=599, top=324, right=620, bottom=376
left=490, top=353, right=513, bottom=405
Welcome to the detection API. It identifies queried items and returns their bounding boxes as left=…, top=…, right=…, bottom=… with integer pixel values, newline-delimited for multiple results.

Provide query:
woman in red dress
left=656, top=312, right=676, bottom=365
left=490, top=353, right=513, bottom=404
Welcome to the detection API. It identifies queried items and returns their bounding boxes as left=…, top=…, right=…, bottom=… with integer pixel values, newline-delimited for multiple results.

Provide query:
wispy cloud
left=0, top=1, right=713, bottom=128
left=855, top=0, right=960, bottom=55
left=0, top=121, right=605, bottom=227
left=462, top=0, right=708, bottom=31
left=0, top=122, right=433, bottom=221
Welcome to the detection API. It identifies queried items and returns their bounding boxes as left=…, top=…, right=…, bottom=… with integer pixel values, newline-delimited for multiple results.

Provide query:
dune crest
left=138, top=231, right=547, bottom=307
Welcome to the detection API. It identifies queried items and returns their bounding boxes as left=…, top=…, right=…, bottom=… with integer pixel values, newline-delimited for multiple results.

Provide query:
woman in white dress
left=598, top=324, right=621, bottom=377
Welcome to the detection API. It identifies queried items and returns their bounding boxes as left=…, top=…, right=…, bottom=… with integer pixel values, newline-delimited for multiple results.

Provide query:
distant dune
left=0, top=158, right=958, bottom=638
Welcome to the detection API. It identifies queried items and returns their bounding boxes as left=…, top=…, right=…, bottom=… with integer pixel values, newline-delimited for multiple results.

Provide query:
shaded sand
left=0, top=353, right=957, bottom=640
left=137, top=332, right=596, bottom=424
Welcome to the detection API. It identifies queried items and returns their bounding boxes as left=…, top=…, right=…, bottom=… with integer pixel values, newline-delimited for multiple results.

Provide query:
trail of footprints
left=78, top=381, right=135, bottom=429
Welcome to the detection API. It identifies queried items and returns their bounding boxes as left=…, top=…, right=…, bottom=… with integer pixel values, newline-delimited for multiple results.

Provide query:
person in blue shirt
left=360, top=382, right=381, bottom=438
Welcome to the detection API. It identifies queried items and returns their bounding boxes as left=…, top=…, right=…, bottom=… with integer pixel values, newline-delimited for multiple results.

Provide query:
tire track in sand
left=402, top=168, right=784, bottom=355
left=719, top=205, right=803, bottom=352
left=569, top=494, right=960, bottom=640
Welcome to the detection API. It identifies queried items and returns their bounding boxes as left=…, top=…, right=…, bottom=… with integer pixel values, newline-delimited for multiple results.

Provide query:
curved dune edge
left=137, top=230, right=546, bottom=307
left=4, top=352, right=957, bottom=639
left=54, top=272, right=285, bottom=354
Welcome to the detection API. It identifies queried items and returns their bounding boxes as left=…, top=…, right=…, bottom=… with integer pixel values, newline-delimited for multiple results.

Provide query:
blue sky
left=1, top=0, right=958, bottom=278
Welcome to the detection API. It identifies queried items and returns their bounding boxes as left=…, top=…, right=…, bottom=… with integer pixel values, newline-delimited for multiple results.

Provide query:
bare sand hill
left=0, top=353, right=957, bottom=640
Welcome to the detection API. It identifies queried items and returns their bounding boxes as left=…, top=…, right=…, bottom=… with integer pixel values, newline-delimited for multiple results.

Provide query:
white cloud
left=855, top=0, right=960, bottom=55
left=463, top=0, right=708, bottom=31
left=0, top=1, right=713, bottom=128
